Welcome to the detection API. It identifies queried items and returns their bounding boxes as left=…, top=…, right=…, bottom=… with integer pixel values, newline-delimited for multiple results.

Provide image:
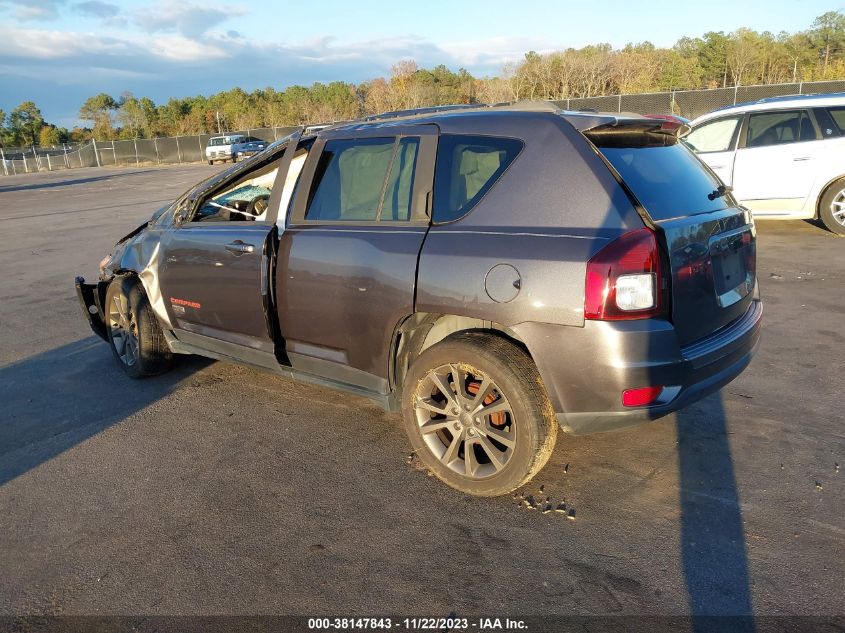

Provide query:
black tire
left=208, top=159, right=213, bottom=165
left=819, top=177, right=845, bottom=236
left=401, top=332, right=557, bottom=496
left=105, top=276, right=173, bottom=378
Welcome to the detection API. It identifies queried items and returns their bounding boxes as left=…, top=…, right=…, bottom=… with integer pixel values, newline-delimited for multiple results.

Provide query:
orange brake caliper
left=466, top=381, right=507, bottom=428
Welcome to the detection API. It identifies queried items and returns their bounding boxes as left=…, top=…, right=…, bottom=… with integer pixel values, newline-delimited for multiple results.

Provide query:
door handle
left=225, top=240, right=255, bottom=255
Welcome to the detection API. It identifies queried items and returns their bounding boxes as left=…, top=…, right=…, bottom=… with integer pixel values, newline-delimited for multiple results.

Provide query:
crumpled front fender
left=102, top=227, right=173, bottom=330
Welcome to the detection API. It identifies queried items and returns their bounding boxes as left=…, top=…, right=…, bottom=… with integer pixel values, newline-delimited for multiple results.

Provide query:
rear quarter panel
left=416, top=113, right=644, bottom=329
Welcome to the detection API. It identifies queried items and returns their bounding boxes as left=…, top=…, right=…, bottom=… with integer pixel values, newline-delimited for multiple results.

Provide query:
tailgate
left=657, top=208, right=755, bottom=345
left=584, top=118, right=757, bottom=346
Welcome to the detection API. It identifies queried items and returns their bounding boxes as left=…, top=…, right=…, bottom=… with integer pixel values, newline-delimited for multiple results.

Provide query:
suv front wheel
left=401, top=332, right=557, bottom=496
left=105, top=276, right=173, bottom=378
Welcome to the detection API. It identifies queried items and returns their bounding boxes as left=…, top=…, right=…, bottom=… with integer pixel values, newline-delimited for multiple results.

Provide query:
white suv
left=683, top=93, right=845, bottom=235
left=205, top=134, right=246, bottom=164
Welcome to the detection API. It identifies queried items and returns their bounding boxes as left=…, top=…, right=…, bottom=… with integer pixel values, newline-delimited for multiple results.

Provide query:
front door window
left=683, top=117, right=741, bottom=154
left=193, top=161, right=279, bottom=223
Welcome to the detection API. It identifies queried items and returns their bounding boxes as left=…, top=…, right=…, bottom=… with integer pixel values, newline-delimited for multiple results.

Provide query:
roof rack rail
left=711, top=91, right=845, bottom=112
left=304, top=100, right=563, bottom=133
left=363, top=104, right=480, bottom=122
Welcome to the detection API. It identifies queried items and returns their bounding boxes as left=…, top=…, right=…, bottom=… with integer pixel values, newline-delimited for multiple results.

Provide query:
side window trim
left=737, top=113, right=750, bottom=149
left=263, top=129, right=304, bottom=225
left=374, top=140, right=402, bottom=222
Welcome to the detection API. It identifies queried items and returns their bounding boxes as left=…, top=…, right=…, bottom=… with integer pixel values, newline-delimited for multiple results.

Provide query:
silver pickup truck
left=205, top=135, right=267, bottom=164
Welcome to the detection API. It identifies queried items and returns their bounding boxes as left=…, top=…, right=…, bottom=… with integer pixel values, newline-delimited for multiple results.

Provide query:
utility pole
left=216, top=111, right=222, bottom=134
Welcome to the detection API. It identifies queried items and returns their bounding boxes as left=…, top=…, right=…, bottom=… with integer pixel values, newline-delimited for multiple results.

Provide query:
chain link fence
left=3, top=79, right=845, bottom=176
left=554, top=79, right=845, bottom=120
left=1, top=126, right=298, bottom=176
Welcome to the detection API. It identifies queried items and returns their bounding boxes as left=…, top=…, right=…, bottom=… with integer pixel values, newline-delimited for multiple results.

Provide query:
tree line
left=2, top=11, right=844, bottom=147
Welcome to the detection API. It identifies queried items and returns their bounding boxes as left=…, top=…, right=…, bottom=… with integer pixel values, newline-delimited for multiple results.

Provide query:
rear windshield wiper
left=707, top=184, right=733, bottom=201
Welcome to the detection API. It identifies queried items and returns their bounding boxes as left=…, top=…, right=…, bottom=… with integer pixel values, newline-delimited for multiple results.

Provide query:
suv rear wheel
left=105, top=276, right=173, bottom=378
left=819, top=177, right=845, bottom=236
left=401, top=332, right=557, bottom=496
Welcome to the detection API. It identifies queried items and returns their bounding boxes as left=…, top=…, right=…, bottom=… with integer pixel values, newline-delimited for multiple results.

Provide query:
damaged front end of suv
left=74, top=132, right=295, bottom=352
left=75, top=199, right=180, bottom=343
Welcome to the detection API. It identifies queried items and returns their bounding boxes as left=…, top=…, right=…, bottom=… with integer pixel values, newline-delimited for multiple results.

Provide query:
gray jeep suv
left=76, top=103, right=761, bottom=496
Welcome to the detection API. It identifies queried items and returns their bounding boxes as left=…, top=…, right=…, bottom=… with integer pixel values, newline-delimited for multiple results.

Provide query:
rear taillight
left=585, top=228, right=666, bottom=320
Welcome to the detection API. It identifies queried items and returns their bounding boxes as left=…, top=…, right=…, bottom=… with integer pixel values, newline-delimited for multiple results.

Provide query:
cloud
left=0, top=24, right=526, bottom=126
left=133, top=1, right=246, bottom=38
left=74, top=0, right=119, bottom=18
left=442, top=36, right=559, bottom=72
left=0, top=0, right=67, bottom=21
left=0, top=26, right=132, bottom=59
left=148, top=35, right=228, bottom=61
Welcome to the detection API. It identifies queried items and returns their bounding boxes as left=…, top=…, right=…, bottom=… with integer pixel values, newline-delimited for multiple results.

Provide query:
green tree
left=809, top=11, right=845, bottom=76
left=39, top=125, right=60, bottom=147
left=79, top=93, right=118, bottom=139
left=0, top=109, right=8, bottom=146
left=8, top=101, right=45, bottom=146
left=117, top=92, right=149, bottom=138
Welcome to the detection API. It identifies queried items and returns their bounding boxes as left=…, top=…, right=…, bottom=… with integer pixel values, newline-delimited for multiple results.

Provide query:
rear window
left=433, top=135, right=523, bottom=223
left=596, top=137, right=729, bottom=220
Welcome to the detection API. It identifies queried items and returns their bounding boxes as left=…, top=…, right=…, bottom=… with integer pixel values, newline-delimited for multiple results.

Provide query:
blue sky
left=0, top=0, right=840, bottom=127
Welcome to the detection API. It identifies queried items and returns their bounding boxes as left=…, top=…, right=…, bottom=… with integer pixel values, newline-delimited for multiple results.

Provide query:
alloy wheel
left=830, top=188, right=845, bottom=227
left=413, top=363, right=516, bottom=479
left=108, top=293, right=139, bottom=367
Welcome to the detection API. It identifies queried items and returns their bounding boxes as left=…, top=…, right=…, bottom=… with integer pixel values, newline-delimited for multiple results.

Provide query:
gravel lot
left=0, top=165, right=842, bottom=619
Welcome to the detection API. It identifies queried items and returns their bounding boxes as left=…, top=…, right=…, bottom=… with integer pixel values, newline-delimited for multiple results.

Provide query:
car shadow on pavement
left=0, top=171, right=155, bottom=194
left=675, top=394, right=755, bottom=632
left=0, top=336, right=207, bottom=487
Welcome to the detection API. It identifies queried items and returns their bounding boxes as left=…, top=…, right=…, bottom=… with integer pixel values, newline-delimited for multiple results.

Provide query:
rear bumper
left=513, top=298, right=762, bottom=435
left=74, top=276, right=109, bottom=341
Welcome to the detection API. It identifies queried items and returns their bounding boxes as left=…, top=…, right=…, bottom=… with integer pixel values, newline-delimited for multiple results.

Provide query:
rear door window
left=822, top=107, right=845, bottom=135
left=306, top=137, right=395, bottom=221
left=745, top=110, right=816, bottom=147
left=683, top=117, right=741, bottom=153
left=433, top=135, right=523, bottom=223
left=596, top=139, right=730, bottom=220
left=304, top=137, right=423, bottom=222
